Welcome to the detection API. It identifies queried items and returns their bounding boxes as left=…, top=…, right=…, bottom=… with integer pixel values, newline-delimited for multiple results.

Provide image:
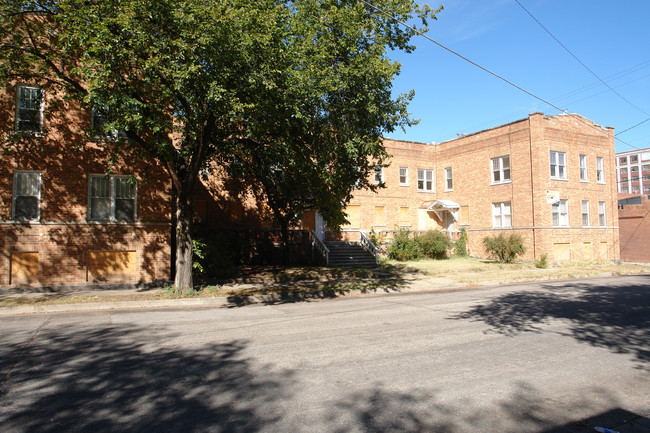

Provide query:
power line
left=616, top=117, right=650, bottom=136
left=359, top=0, right=642, bottom=150
left=513, top=0, right=650, bottom=118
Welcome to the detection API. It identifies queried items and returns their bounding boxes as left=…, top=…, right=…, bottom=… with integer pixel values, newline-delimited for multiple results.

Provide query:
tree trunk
left=174, top=189, right=194, bottom=292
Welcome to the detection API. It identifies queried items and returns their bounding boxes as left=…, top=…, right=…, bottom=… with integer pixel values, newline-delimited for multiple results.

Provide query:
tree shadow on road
left=324, top=382, right=629, bottom=433
left=0, top=323, right=294, bottom=433
left=451, top=276, right=650, bottom=367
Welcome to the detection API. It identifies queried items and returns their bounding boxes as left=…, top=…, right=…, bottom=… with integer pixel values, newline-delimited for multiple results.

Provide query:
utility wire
left=513, top=0, right=650, bottom=118
left=616, top=117, right=650, bottom=136
left=359, top=0, right=642, bottom=150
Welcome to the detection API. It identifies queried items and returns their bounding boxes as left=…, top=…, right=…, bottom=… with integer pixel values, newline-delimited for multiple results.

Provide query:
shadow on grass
left=0, top=324, right=294, bottom=432
left=452, top=275, right=650, bottom=367
left=224, top=268, right=415, bottom=307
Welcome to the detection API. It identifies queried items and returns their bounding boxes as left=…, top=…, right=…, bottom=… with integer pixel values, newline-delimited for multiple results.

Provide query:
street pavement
left=0, top=275, right=648, bottom=432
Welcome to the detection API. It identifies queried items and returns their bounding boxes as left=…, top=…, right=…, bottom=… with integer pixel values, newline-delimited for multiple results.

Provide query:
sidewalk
left=2, top=261, right=648, bottom=316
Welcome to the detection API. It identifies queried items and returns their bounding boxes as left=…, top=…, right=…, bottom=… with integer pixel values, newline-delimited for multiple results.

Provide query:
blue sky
left=387, top=0, right=650, bottom=153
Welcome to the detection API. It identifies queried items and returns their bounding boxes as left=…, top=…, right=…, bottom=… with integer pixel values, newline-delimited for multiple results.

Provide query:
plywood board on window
left=417, top=209, right=438, bottom=231
left=88, top=251, right=137, bottom=282
left=579, top=242, right=593, bottom=261
left=552, top=243, right=571, bottom=262
left=460, top=205, right=469, bottom=225
left=399, top=207, right=410, bottom=226
left=598, top=242, right=609, bottom=260
left=11, top=252, right=39, bottom=285
left=344, top=205, right=361, bottom=228
left=374, top=206, right=385, bottom=226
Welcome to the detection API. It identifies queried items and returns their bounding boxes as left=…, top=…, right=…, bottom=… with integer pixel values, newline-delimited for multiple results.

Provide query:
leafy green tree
left=1, top=0, right=438, bottom=291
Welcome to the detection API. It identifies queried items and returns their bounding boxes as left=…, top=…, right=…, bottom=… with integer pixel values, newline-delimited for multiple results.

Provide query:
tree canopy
left=1, top=0, right=439, bottom=290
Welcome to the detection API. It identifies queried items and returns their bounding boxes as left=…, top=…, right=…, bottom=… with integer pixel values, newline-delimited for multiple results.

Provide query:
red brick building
left=618, top=195, right=650, bottom=263
left=1, top=84, right=171, bottom=287
left=1, top=81, right=621, bottom=289
left=337, top=113, right=619, bottom=262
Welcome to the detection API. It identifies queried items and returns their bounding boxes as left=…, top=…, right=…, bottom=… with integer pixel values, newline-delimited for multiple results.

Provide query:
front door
left=315, top=212, right=325, bottom=241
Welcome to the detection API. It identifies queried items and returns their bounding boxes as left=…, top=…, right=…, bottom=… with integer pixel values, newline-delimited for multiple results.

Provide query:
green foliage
left=535, top=253, right=549, bottom=269
left=453, top=227, right=468, bottom=256
left=387, top=229, right=451, bottom=261
left=482, top=233, right=527, bottom=263
left=416, top=230, right=451, bottom=260
left=191, top=234, right=237, bottom=279
left=387, top=230, right=422, bottom=261
left=368, top=228, right=381, bottom=248
left=0, top=0, right=440, bottom=290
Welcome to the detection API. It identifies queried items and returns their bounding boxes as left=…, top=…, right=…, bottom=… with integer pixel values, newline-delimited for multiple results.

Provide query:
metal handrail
left=359, top=231, right=379, bottom=265
left=310, top=230, right=330, bottom=265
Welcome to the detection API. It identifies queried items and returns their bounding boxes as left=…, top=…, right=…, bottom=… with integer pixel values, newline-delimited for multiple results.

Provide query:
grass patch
left=392, top=256, right=650, bottom=284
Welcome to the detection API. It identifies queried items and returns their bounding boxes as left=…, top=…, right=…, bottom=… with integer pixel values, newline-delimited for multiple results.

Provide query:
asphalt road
left=1, top=275, right=649, bottom=433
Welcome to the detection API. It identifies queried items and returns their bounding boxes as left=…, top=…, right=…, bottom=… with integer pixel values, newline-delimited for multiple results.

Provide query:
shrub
left=453, top=228, right=468, bottom=256
left=387, top=229, right=423, bottom=261
left=482, top=232, right=526, bottom=263
left=416, top=230, right=451, bottom=259
left=534, top=253, right=549, bottom=269
left=192, top=233, right=237, bottom=278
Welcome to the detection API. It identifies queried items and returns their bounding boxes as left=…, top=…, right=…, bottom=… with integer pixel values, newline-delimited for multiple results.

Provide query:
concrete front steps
left=326, top=241, right=377, bottom=268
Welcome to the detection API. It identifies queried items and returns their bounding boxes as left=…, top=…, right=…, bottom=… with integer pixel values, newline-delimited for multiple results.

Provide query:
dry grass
left=392, top=256, right=650, bottom=285
left=2, top=259, right=648, bottom=308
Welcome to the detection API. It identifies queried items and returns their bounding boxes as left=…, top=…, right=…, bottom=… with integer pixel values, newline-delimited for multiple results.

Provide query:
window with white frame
left=581, top=200, right=590, bottom=227
left=91, top=106, right=125, bottom=140
left=579, top=155, right=588, bottom=181
left=13, top=171, right=41, bottom=221
left=399, top=167, right=408, bottom=186
left=16, top=86, right=43, bottom=133
left=492, top=201, right=511, bottom=228
left=631, top=155, right=638, bottom=163
left=374, top=166, right=384, bottom=185
left=444, top=167, right=453, bottom=191
left=596, top=157, right=604, bottom=183
left=598, top=201, right=606, bottom=226
left=552, top=199, right=569, bottom=227
left=550, top=151, right=567, bottom=179
left=619, top=157, right=627, bottom=165
left=89, top=175, right=136, bottom=222
left=491, top=155, right=510, bottom=184
left=417, top=169, right=434, bottom=192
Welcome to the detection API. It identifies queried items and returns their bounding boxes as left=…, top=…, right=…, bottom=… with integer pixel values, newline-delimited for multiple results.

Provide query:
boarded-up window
left=399, top=207, right=410, bottom=226
left=374, top=206, right=385, bottom=226
left=460, top=205, right=469, bottom=225
left=344, top=205, right=361, bottom=228
left=552, top=243, right=570, bottom=262
left=579, top=242, right=592, bottom=261
left=598, top=242, right=609, bottom=260
left=88, top=251, right=137, bottom=282
left=11, top=252, right=39, bottom=285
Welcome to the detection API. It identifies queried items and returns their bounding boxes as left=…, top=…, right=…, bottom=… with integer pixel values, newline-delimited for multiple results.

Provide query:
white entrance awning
left=426, top=199, right=460, bottom=222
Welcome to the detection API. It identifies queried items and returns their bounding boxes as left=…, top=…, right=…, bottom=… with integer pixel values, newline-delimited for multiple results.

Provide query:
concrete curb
left=0, top=297, right=230, bottom=316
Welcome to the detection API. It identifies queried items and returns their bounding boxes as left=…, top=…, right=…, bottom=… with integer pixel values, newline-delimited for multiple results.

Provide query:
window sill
left=399, top=184, right=409, bottom=187
left=417, top=190, right=435, bottom=193
left=550, top=177, right=569, bottom=182
left=490, top=180, right=511, bottom=186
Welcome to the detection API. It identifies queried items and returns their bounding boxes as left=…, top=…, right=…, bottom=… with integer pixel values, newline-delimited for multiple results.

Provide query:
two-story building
left=1, top=84, right=172, bottom=287
left=335, top=113, right=619, bottom=262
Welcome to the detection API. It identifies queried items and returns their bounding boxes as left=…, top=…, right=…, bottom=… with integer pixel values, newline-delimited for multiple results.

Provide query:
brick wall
left=619, top=196, right=650, bottom=263
left=340, top=113, right=619, bottom=262
left=1, top=84, right=171, bottom=287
